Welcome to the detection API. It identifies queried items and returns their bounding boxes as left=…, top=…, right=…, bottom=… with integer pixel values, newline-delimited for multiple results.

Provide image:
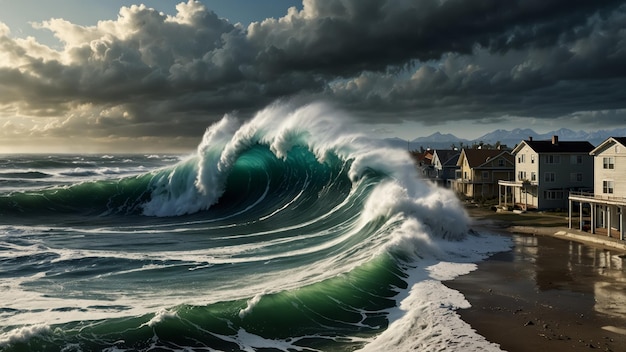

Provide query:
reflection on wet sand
left=513, top=235, right=626, bottom=321
left=446, top=232, right=626, bottom=351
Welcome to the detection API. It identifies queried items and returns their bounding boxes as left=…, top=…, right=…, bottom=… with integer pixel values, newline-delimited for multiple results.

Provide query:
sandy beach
left=448, top=206, right=626, bottom=352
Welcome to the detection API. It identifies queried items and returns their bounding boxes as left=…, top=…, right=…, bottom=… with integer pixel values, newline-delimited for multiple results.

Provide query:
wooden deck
left=572, top=225, right=625, bottom=241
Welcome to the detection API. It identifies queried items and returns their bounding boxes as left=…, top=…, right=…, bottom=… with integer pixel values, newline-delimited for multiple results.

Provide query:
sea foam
left=359, top=231, right=512, bottom=352
left=0, top=324, right=51, bottom=346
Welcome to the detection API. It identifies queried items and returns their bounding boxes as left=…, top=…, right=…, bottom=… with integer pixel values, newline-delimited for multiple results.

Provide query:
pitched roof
left=433, top=149, right=460, bottom=166
left=590, top=137, right=626, bottom=155
left=409, top=150, right=433, bottom=165
left=460, top=149, right=513, bottom=168
left=513, top=136, right=595, bottom=154
left=613, top=137, right=626, bottom=146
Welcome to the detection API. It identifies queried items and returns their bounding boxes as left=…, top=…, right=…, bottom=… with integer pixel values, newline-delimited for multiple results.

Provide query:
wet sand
left=446, top=230, right=626, bottom=352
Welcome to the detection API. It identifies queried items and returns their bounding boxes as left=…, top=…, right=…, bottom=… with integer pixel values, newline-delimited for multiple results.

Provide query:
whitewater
left=0, top=102, right=511, bottom=351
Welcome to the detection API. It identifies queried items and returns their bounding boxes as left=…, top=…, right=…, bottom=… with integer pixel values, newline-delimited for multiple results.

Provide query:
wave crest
left=142, top=101, right=461, bottom=223
left=142, top=102, right=363, bottom=216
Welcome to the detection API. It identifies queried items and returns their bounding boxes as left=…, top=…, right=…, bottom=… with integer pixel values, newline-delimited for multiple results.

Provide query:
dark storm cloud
left=0, top=0, right=625, bottom=144
left=249, top=0, right=624, bottom=73
left=328, top=1, right=626, bottom=126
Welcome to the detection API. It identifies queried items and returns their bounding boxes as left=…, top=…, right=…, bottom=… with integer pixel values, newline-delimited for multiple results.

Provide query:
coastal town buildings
left=410, top=149, right=434, bottom=179
left=409, top=134, right=625, bottom=243
left=452, top=148, right=514, bottom=199
left=569, top=137, right=626, bottom=240
left=498, top=136, right=594, bottom=211
left=430, top=149, right=460, bottom=187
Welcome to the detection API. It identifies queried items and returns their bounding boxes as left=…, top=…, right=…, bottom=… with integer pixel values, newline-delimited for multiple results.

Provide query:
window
left=482, top=171, right=490, bottom=180
left=517, top=171, right=526, bottom=180
left=545, top=155, right=561, bottom=164
left=570, top=155, right=583, bottom=164
left=531, top=155, right=535, bottom=164
left=603, top=180, right=614, bottom=194
left=544, top=172, right=555, bottom=182
left=531, top=172, right=536, bottom=181
left=544, top=190, right=564, bottom=200
left=518, top=154, right=525, bottom=163
left=570, top=173, right=583, bottom=182
left=603, top=157, right=615, bottom=169
left=498, top=159, right=505, bottom=167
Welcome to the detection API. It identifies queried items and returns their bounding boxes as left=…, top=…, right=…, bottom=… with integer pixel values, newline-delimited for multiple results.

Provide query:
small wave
left=60, top=169, right=99, bottom=177
left=0, top=171, right=52, bottom=179
left=238, top=293, right=265, bottom=319
left=144, top=309, right=178, bottom=328
left=0, top=324, right=51, bottom=346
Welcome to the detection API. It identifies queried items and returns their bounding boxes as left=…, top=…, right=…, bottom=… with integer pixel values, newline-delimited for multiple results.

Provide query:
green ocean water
left=0, top=104, right=509, bottom=352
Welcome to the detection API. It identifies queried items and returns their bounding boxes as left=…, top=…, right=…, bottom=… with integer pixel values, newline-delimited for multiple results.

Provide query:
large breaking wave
left=0, top=102, right=509, bottom=351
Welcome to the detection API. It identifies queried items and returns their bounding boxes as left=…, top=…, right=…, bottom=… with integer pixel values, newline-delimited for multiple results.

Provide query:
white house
left=569, top=137, right=626, bottom=240
left=499, top=136, right=594, bottom=210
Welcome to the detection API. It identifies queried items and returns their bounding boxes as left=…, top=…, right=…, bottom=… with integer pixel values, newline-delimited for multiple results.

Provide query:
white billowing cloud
left=34, top=18, right=103, bottom=49
left=0, top=22, right=9, bottom=37
left=0, top=1, right=253, bottom=142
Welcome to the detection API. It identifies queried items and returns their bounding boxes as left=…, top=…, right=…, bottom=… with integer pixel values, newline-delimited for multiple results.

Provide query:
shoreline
left=447, top=205, right=626, bottom=352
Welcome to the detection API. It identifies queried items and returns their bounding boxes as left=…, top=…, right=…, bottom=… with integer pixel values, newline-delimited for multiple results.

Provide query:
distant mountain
left=381, top=132, right=470, bottom=150
left=475, top=128, right=538, bottom=145
left=410, top=132, right=469, bottom=150
left=412, top=132, right=466, bottom=143
left=585, top=128, right=626, bottom=144
left=476, top=128, right=626, bottom=147
left=382, top=137, right=414, bottom=151
left=403, top=127, right=626, bottom=151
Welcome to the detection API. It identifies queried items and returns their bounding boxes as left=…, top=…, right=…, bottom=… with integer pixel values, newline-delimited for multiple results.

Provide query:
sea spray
left=0, top=324, right=51, bottom=346
left=238, top=293, right=265, bottom=319
left=142, top=116, right=242, bottom=216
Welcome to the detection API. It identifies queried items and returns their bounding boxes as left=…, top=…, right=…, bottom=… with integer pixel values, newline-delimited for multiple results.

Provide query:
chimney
left=528, top=136, right=533, bottom=141
left=552, top=135, right=558, bottom=145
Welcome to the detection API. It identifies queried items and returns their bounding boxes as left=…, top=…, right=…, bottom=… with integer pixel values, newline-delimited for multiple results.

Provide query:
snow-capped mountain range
left=386, top=127, right=626, bottom=151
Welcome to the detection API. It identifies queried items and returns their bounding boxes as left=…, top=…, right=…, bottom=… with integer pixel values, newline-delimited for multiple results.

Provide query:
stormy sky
left=1, top=0, right=625, bottom=152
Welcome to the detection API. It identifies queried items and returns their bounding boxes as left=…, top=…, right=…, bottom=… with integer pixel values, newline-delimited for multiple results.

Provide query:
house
left=431, top=149, right=460, bottom=187
left=452, top=148, right=514, bottom=199
left=499, top=136, right=594, bottom=210
left=410, top=149, right=435, bottom=178
left=569, top=137, right=626, bottom=240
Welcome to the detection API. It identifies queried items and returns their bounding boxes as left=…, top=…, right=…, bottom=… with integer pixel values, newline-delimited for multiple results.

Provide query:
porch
left=568, top=191, right=626, bottom=241
left=497, top=180, right=537, bottom=211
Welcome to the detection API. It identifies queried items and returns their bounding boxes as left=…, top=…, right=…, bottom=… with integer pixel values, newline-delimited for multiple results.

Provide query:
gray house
left=499, top=136, right=594, bottom=210
left=431, top=149, right=460, bottom=187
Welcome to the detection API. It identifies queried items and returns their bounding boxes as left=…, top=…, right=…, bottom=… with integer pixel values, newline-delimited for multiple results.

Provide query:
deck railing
left=569, top=190, right=626, bottom=204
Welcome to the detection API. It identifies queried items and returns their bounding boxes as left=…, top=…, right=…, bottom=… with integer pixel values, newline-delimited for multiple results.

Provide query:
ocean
left=0, top=103, right=511, bottom=351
